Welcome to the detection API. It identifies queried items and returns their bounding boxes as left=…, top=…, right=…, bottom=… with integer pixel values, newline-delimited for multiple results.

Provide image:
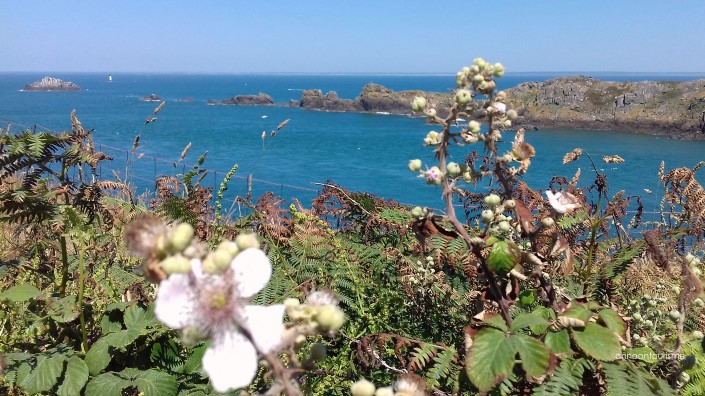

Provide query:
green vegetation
left=1, top=59, right=704, bottom=395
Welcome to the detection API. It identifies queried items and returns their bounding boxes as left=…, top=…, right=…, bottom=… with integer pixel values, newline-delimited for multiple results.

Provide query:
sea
left=2, top=72, right=705, bottom=218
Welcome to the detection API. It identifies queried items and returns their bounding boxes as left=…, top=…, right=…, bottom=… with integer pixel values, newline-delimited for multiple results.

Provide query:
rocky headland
left=141, top=94, right=162, bottom=102
left=22, top=76, right=80, bottom=91
left=209, top=92, right=274, bottom=105
left=295, top=78, right=705, bottom=139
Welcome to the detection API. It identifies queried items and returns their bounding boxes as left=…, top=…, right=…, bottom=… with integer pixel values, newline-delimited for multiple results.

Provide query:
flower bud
left=284, top=298, right=300, bottom=309
left=160, top=254, right=192, bottom=274
left=210, top=249, right=232, bottom=272
left=455, top=89, right=471, bottom=105
left=425, top=108, right=437, bottom=118
left=479, top=80, right=496, bottom=92
left=632, top=313, right=643, bottom=322
left=504, top=199, right=516, bottom=209
left=351, top=379, right=376, bottom=396
left=463, top=133, right=479, bottom=144
left=693, top=267, right=702, bottom=277
left=495, top=90, right=507, bottom=102
left=315, top=305, right=345, bottom=331
left=408, top=159, right=422, bottom=172
left=446, top=162, right=462, bottom=176
left=411, top=206, right=425, bottom=218
left=481, top=210, right=494, bottom=223
left=411, top=96, right=427, bottom=113
left=679, top=372, right=691, bottom=384
left=463, top=172, right=473, bottom=183
left=468, top=120, right=481, bottom=134
left=668, top=310, right=681, bottom=322
left=498, top=221, right=511, bottom=232
left=693, top=298, right=705, bottom=307
left=643, top=319, right=653, bottom=328
left=374, top=387, right=394, bottom=396
left=169, top=223, right=194, bottom=253
left=541, top=217, right=555, bottom=228
left=493, top=63, right=505, bottom=77
left=693, top=330, right=704, bottom=340
left=493, top=102, right=507, bottom=115
left=506, top=109, right=518, bottom=120
left=472, top=74, right=485, bottom=85
left=484, top=194, right=501, bottom=207
left=235, top=233, right=260, bottom=250
left=473, top=57, right=487, bottom=69
left=424, top=131, right=442, bottom=146
left=217, top=240, right=239, bottom=257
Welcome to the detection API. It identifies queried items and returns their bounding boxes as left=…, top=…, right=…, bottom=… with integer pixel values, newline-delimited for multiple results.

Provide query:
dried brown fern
left=661, top=163, right=705, bottom=237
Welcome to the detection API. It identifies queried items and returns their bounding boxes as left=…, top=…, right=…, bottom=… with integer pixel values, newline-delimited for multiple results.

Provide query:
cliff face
left=23, top=76, right=80, bottom=91
left=505, top=77, right=705, bottom=138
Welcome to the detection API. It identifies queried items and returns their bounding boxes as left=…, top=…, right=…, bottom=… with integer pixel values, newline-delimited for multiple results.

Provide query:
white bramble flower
left=155, top=248, right=284, bottom=393
left=545, top=190, right=581, bottom=214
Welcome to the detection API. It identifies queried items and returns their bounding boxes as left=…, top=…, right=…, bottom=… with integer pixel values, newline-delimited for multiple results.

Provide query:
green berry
left=481, top=210, right=494, bottom=223
left=447, top=162, right=462, bottom=176
left=160, top=254, right=191, bottom=274
left=315, top=305, right=345, bottom=331
left=411, top=206, right=425, bottom=218
left=484, top=194, right=501, bottom=207
left=468, top=120, right=481, bottom=134
left=541, top=217, right=555, bottom=228
left=235, top=233, right=260, bottom=250
left=693, top=330, right=704, bottom=340
left=169, top=223, right=195, bottom=253
left=668, top=310, right=681, bottom=322
left=456, top=89, right=471, bottom=105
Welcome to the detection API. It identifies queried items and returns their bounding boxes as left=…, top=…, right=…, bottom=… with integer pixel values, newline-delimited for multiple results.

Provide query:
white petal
left=203, top=329, right=258, bottom=393
left=545, top=190, right=567, bottom=214
left=155, top=274, right=196, bottom=329
left=241, top=304, right=286, bottom=353
left=230, top=248, right=272, bottom=298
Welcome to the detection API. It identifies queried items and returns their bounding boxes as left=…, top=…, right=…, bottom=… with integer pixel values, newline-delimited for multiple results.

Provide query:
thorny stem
left=77, top=241, right=89, bottom=352
left=437, top=103, right=513, bottom=326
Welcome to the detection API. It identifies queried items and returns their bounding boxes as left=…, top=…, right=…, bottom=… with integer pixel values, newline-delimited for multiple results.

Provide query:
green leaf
left=529, top=307, right=556, bottom=335
left=99, top=312, right=123, bottom=334
left=511, top=313, right=550, bottom=334
left=510, top=334, right=554, bottom=379
left=623, top=347, right=658, bottom=364
left=488, top=240, right=518, bottom=276
left=48, top=294, right=80, bottom=323
left=572, top=323, right=621, bottom=361
left=84, top=372, right=132, bottom=396
left=563, top=303, right=592, bottom=323
left=518, top=289, right=536, bottom=306
left=19, top=353, right=65, bottom=394
left=0, top=284, right=41, bottom=302
left=598, top=308, right=626, bottom=337
left=183, top=343, right=207, bottom=374
left=85, top=339, right=111, bottom=375
left=466, top=328, right=516, bottom=392
left=134, top=369, right=178, bottom=396
left=57, top=356, right=89, bottom=396
left=479, top=312, right=510, bottom=332
left=544, top=329, right=571, bottom=354
left=124, top=304, right=159, bottom=330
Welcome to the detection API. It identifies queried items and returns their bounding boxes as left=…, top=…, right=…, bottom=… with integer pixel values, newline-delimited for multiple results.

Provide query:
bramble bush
left=1, top=58, right=704, bottom=396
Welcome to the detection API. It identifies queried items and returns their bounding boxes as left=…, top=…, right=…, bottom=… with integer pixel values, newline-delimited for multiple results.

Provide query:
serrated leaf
left=478, top=312, right=510, bottom=332
left=529, top=307, right=556, bottom=335
left=105, top=301, right=132, bottom=312
left=57, top=356, right=89, bottom=396
left=597, top=308, right=626, bottom=337
left=510, top=334, right=554, bottom=380
left=510, top=312, right=550, bottom=334
left=85, top=339, right=111, bottom=375
left=466, top=328, right=516, bottom=392
left=488, top=240, right=518, bottom=276
left=572, top=323, right=621, bottom=361
left=518, top=289, right=536, bottom=306
left=104, top=328, right=142, bottom=348
left=134, top=369, right=178, bottom=396
left=0, top=284, right=41, bottom=302
left=84, top=372, right=132, bottom=396
left=183, top=343, right=207, bottom=374
left=544, top=329, right=571, bottom=354
left=99, top=311, right=123, bottom=334
left=124, top=304, right=158, bottom=330
left=48, top=294, right=80, bottom=323
left=563, top=303, right=592, bottom=323
left=19, top=353, right=65, bottom=394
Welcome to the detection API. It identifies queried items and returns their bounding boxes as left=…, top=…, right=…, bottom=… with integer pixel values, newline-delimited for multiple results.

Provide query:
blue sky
left=3, top=1, right=704, bottom=73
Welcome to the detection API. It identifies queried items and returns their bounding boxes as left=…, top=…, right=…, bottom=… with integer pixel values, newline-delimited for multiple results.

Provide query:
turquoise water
left=1, top=72, right=705, bottom=214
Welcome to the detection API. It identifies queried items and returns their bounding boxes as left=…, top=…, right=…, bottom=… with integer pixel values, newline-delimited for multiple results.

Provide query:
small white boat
left=108, top=75, right=112, bottom=82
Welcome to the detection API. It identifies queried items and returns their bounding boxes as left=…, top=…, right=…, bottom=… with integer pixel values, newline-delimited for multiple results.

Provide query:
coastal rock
left=299, top=84, right=452, bottom=116
left=300, top=89, right=361, bottom=111
left=23, top=76, right=80, bottom=91
left=218, top=92, right=274, bottom=105
left=298, top=78, right=705, bottom=138
left=505, top=76, right=705, bottom=138
left=141, top=94, right=162, bottom=102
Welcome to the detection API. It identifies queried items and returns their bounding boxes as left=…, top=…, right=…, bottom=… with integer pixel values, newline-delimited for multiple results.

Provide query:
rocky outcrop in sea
left=296, top=78, right=705, bottom=139
left=22, top=77, right=80, bottom=91
left=212, top=93, right=274, bottom=105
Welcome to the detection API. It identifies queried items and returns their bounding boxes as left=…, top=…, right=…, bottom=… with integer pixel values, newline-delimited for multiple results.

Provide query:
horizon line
left=2, top=70, right=705, bottom=76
